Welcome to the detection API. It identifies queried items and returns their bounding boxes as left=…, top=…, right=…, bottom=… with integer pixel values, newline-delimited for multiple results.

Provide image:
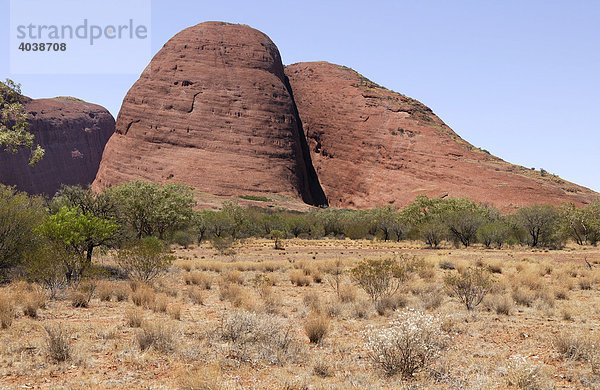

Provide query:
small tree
left=350, top=258, right=408, bottom=303
left=211, top=236, right=234, bottom=255
left=37, top=206, right=119, bottom=268
left=23, top=241, right=73, bottom=296
left=270, top=229, right=285, bottom=250
left=561, top=201, right=600, bottom=246
left=107, top=181, right=195, bottom=239
left=477, top=220, right=510, bottom=248
left=443, top=200, right=489, bottom=247
left=0, top=79, right=44, bottom=165
left=116, top=237, right=174, bottom=282
left=0, top=185, right=46, bottom=272
left=516, top=205, right=562, bottom=248
left=420, top=219, right=447, bottom=248
left=326, top=258, right=345, bottom=298
left=445, top=267, right=493, bottom=311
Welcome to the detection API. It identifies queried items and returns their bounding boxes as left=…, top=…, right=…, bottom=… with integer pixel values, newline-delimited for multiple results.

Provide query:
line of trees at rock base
left=0, top=180, right=599, bottom=286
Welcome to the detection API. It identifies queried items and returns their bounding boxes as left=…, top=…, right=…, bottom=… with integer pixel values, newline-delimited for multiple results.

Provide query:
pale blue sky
left=1, top=0, right=599, bottom=192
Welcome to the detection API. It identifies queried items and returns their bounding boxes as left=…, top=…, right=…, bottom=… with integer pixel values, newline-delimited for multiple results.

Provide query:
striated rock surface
left=0, top=97, right=115, bottom=196
left=93, top=22, right=327, bottom=206
left=286, top=61, right=598, bottom=210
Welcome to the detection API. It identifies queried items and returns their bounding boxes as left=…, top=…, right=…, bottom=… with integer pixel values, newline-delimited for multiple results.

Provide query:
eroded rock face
left=93, top=22, right=327, bottom=206
left=286, top=61, right=598, bottom=210
left=0, top=97, right=115, bottom=196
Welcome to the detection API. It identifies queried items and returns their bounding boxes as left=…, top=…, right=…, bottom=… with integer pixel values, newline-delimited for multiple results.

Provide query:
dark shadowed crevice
left=283, top=75, right=328, bottom=207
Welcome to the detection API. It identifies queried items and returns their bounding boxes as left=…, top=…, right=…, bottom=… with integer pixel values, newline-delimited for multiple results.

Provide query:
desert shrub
left=289, top=269, right=311, bottom=286
left=184, top=271, right=212, bottom=289
left=512, top=287, right=535, bottom=307
left=211, top=236, right=234, bottom=255
left=484, top=294, right=512, bottom=315
left=352, top=299, right=372, bottom=319
left=131, top=285, right=155, bottom=308
left=554, top=332, right=590, bottom=361
left=70, top=281, right=96, bottom=308
left=136, top=321, right=177, bottom=354
left=116, top=236, right=174, bottom=282
left=375, top=294, right=407, bottom=316
left=325, top=258, right=345, bottom=296
left=0, top=186, right=46, bottom=273
left=22, top=242, right=73, bottom=296
left=364, top=309, right=446, bottom=378
left=304, top=314, right=330, bottom=344
left=23, top=290, right=45, bottom=318
left=44, top=323, right=71, bottom=362
left=505, top=355, right=552, bottom=390
left=171, top=229, right=195, bottom=248
left=0, top=295, right=15, bottom=328
left=579, top=277, right=593, bottom=290
left=113, top=284, right=129, bottom=302
left=338, top=283, right=357, bottom=303
left=270, top=229, right=286, bottom=250
left=177, top=363, right=223, bottom=390
left=187, top=286, right=203, bottom=305
left=153, top=293, right=169, bottom=313
left=313, top=359, right=333, bottom=378
left=445, top=267, right=493, bottom=311
left=350, top=258, right=407, bottom=303
left=220, top=310, right=300, bottom=364
left=257, top=285, right=282, bottom=315
left=419, top=288, right=445, bottom=311
left=219, top=283, right=250, bottom=308
left=477, top=221, right=510, bottom=248
left=222, top=270, right=244, bottom=285
left=97, top=282, right=113, bottom=302
left=168, top=304, right=182, bottom=320
left=125, top=308, right=144, bottom=328
left=303, top=291, right=322, bottom=313
left=438, top=260, right=455, bottom=270
left=420, top=219, right=447, bottom=248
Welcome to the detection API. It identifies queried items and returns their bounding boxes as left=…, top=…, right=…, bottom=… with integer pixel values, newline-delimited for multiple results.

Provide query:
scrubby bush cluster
left=363, top=309, right=446, bottom=378
left=183, top=195, right=600, bottom=250
left=0, top=180, right=598, bottom=289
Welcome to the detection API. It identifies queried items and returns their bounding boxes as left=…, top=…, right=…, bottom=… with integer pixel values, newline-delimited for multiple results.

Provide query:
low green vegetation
left=0, top=180, right=598, bottom=288
left=239, top=195, right=272, bottom=202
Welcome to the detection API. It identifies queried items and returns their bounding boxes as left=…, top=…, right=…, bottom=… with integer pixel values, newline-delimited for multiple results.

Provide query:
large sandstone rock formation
left=285, top=61, right=598, bottom=209
left=0, top=97, right=114, bottom=196
left=93, top=22, right=327, bottom=206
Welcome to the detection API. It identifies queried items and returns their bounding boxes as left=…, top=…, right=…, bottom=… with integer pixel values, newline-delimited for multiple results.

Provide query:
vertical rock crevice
left=284, top=75, right=328, bottom=207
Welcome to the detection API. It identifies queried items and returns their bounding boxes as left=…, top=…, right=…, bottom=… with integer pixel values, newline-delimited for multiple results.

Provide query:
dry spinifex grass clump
left=289, top=269, right=311, bottom=286
left=136, top=321, right=177, bottom=354
left=0, top=295, right=15, bottom=329
left=131, top=284, right=155, bottom=308
left=184, top=271, right=213, bottom=289
left=44, top=323, right=72, bottom=362
left=304, top=314, right=330, bottom=344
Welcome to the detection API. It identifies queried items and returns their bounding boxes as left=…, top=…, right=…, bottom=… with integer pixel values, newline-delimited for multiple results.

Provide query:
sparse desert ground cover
left=1, top=239, right=600, bottom=389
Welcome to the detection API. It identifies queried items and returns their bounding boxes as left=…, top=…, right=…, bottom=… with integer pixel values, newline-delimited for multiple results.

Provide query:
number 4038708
left=18, top=42, right=67, bottom=51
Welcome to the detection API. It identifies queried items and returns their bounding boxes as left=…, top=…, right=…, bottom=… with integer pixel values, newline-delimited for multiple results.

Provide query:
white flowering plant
left=363, top=309, right=447, bottom=378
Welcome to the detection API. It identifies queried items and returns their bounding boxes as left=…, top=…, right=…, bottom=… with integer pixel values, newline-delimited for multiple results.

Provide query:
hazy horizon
left=1, top=0, right=598, bottom=193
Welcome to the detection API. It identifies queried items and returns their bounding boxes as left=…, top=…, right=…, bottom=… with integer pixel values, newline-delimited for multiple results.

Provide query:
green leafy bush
left=116, top=237, right=174, bottom=281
